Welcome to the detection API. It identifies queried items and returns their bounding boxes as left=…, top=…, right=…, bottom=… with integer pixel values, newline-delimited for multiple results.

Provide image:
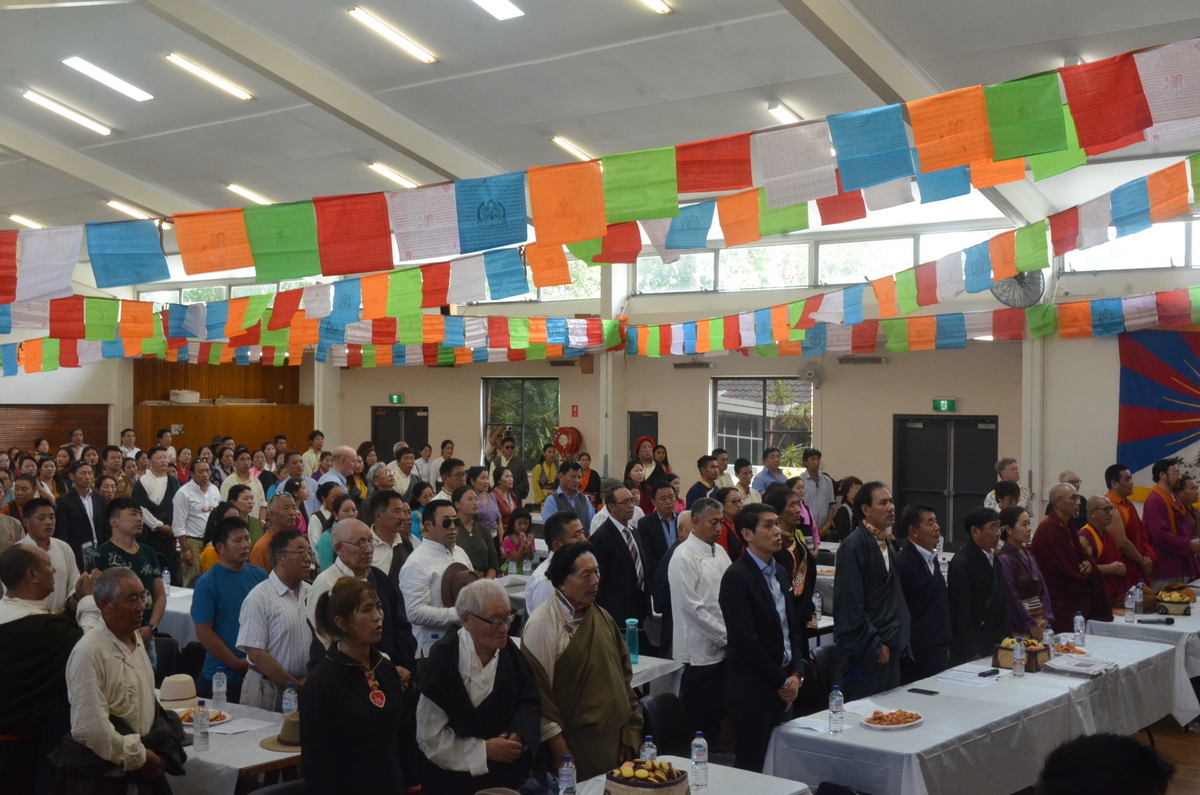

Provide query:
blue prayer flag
left=802, top=322, right=827, bottom=356
left=0, top=304, right=10, bottom=335
left=443, top=316, right=465, bottom=348
left=484, top=248, right=529, bottom=300
left=546, top=317, right=568, bottom=345
left=1, top=343, right=17, bottom=376
left=101, top=339, right=125, bottom=359
left=626, top=327, right=639, bottom=355
left=319, top=317, right=345, bottom=346
left=329, top=279, right=362, bottom=326
left=205, top=301, right=229, bottom=340
left=563, top=346, right=586, bottom=358
left=827, top=105, right=914, bottom=191
left=843, top=284, right=865, bottom=326
left=964, top=242, right=992, bottom=294
left=1110, top=178, right=1152, bottom=238
left=85, top=220, right=170, bottom=288
left=456, top=172, right=528, bottom=254
left=755, top=308, right=773, bottom=342
left=665, top=201, right=715, bottom=250
left=167, top=304, right=189, bottom=338
left=935, top=314, right=967, bottom=349
left=917, top=165, right=972, bottom=203
left=235, top=347, right=251, bottom=366
left=393, top=344, right=406, bottom=366
left=472, top=347, right=488, bottom=363
left=1091, top=298, right=1125, bottom=336
left=314, top=342, right=329, bottom=363
left=683, top=322, right=697, bottom=355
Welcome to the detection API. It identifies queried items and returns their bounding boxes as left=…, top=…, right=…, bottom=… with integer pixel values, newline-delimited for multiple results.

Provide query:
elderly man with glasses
left=399, top=500, right=475, bottom=662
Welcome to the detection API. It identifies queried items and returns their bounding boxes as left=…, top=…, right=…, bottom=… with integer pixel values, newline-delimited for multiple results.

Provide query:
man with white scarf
left=132, top=446, right=180, bottom=584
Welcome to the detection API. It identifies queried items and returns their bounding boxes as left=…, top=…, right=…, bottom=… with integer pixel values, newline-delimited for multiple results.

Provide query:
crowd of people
left=0, top=424, right=1190, bottom=794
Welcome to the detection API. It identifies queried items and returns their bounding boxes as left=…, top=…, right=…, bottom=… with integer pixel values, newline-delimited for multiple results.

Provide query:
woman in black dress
left=301, top=577, right=421, bottom=794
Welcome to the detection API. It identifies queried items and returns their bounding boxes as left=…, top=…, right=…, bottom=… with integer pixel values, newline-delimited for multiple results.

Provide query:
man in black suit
left=636, top=481, right=679, bottom=583
left=53, top=460, right=108, bottom=569
left=590, top=487, right=649, bottom=629
left=651, top=511, right=692, bottom=659
left=894, top=504, right=952, bottom=683
left=948, top=507, right=1010, bottom=664
left=718, top=503, right=807, bottom=773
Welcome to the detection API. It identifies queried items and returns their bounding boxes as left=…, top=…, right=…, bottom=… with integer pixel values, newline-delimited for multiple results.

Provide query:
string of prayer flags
left=983, top=73, right=1068, bottom=160
left=1029, top=106, right=1088, bottom=181
left=1146, top=162, right=1192, bottom=222
left=757, top=121, right=839, bottom=209
left=387, top=184, right=460, bottom=262
left=174, top=208, right=255, bottom=275
left=1109, top=177, right=1152, bottom=238
left=970, top=157, right=1026, bottom=189
left=455, top=172, right=528, bottom=254
left=85, top=220, right=170, bottom=288
left=1014, top=220, right=1049, bottom=272
left=314, top=193, right=393, bottom=276
left=595, top=223, right=642, bottom=265
left=963, top=241, right=992, bottom=293
left=1059, top=54, right=1153, bottom=152
left=665, top=202, right=715, bottom=250
left=826, top=104, right=915, bottom=191
left=484, top=248, right=529, bottom=300
left=243, top=202, right=322, bottom=282
left=756, top=189, right=808, bottom=238
left=527, top=161, right=606, bottom=245
left=0, top=230, right=17, bottom=304
left=525, top=242, right=572, bottom=288
left=602, top=147, right=679, bottom=224
left=675, top=133, right=754, bottom=193
left=815, top=173, right=866, bottom=225
left=1133, top=39, right=1200, bottom=125
left=989, top=230, right=1018, bottom=282
left=907, top=86, right=993, bottom=173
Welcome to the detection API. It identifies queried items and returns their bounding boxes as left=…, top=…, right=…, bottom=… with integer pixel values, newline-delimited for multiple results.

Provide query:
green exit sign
left=932, top=398, right=957, bottom=412
left=388, top=394, right=404, bottom=404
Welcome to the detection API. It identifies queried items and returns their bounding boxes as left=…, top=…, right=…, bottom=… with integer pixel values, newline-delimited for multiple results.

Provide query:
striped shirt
left=236, top=570, right=312, bottom=680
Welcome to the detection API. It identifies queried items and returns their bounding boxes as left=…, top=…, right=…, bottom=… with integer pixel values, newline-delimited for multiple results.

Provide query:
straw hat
left=440, top=562, right=478, bottom=608
left=259, top=712, right=301, bottom=753
left=159, top=675, right=198, bottom=710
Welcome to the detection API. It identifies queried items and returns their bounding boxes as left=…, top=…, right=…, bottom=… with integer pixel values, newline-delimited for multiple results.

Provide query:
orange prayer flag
left=528, top=317, right=548, bottom=345
left=23, top=338, right=42, bottom=373
left=1147, top=162, right=1191, bottom=223
left=527, top=161, right=607, bottom=245
left=223, top=297, right=250, bottom=339
left=696, top=319, right=711, bottom=353
left=908, top=316, right=937, bottom=351
left=124, top=337, right=143, bottom=357
left=1057, top=302, right=1092, bottom=338
left=970, top=157, right=1026, bottom=189
left=360, top=273, right=391, bottom=319
left=637, top=327, right=650, bottom=356
left=119, top=301, right=155, bottom=339
left=174, top=208, right=255, bottom=275
left=375, top=345, right=393, bottom=367
left=771, top=305, right=790, bottom=343
left=287, top=343, right=306, bottom=364
left=546, top=343, right=564, bottom=359
left=716, top=189, right=761, bottom=248
left=454, top=346, right=472, bottom=365
left=777, top=339, right=803, bottom=357
left=525, top=242, right=572, bottom=288
left=872, top=275, right=898, bottom=319
left=422, top=314, right=444, bottom=344
left=907, top=86, right=994, bottom=173
left=290, top=316, right=320, bottom=345
left=989, top=230, right=1017, bottom=282
left=165, top=347, right=179, bottom=362
left=219, top=343, right=235, bottom=363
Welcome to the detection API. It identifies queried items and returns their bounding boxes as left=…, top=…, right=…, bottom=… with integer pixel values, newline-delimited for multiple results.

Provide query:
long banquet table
left=1088, top=612, right=1200, bottom=725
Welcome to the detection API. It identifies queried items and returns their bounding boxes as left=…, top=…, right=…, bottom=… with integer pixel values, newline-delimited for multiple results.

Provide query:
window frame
left=711, top=377, right=813, bottom=465
left=480, top=377, right=561, bottom=471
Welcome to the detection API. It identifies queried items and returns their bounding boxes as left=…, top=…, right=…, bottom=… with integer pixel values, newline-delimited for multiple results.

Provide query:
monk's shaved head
left=1048, top=483, right=1076, bottom=503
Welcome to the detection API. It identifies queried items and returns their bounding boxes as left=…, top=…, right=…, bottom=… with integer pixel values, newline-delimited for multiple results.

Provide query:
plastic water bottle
left=829, top=685, right=845, bottom=734
left=1012, top=642, right=1026, bottom=677
left=521, top=557, right=533, bottom=575
left=282, top=682, right=298, bottom=716
left=939, top=555, right=949, bottom=578
left=935, top=534, right=944, bottom=556
left=559, top=754, right=576, bottom=795
left=626, top=618, right=639, bottom=664
left=193, top=700, right=210, bottom=752
left=505, top=559, right=516, bottom=577
left=212, top=671, right=227, bottom=709
left=1044, top=628, right=1055, bottom=659
left=813, top=589, right=823, bottom=622
left=640, top=735, right=657, bottom=761
left=1074, top=611, right=1086, bottom=647
left=1125, top=587, right=1137, bottom=622
left=690, top=732, right=709, bottom=789
left=162, top=567, right=171, bottom=596
left=1135, top=581, right=1146, bottom=615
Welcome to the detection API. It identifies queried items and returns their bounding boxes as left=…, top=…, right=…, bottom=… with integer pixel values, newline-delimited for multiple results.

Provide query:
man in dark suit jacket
left=894, top=504, right=952, bottom=684
left=636, top=482, right=679, bottom=583
left=651, top=512, right=694, bottom=660
left=53, top=461, right=108, bottom=569
left=590, top=487, right=649, bottom=628
left=719, top=503, right=807, bottom=773
left=949, top=507, right=1010, bottom=664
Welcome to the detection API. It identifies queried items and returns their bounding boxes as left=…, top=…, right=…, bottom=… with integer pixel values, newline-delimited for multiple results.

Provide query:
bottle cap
left=645, top=736, right=653, bottom=741
left=198, top=699, right=206, bottom=707
left=287, top=682, right=295, bottom=688
left=695, top=731, right=703, bottom=737
left=563, top=755, right=571, bottom=762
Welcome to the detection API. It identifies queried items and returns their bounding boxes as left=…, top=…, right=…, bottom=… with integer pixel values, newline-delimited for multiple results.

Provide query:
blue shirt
left=655, top=512, right=678, bottom=548
left=542, top=487, right=595, bottom=527
left=267, top=475, right=320, bottom=516
left=190, top=562, right=268, bottom=681
left=751, top=467, right=788, bottom=495
left=684, top=481, right=717, bottom=509
left=750, top=552, right=792, bottom=666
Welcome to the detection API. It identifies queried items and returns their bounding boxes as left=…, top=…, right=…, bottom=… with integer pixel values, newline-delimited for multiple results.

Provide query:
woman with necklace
left=469, top=466, right=502, bottom=538
left=997, top=506, right=1054, bottom=640
left=491, top=465, right=518, bottom=529
left=453, top=484, right=499, bottom=579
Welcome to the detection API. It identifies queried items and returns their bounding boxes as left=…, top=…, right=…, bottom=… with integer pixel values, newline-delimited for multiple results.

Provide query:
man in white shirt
left=131, top=447, right=179, bottom=583
left=388, top=445, right=418, bottom=503
left=435, top=459, right=467, bottom=504
left=368, top=490, right=420, bottom=582
left=118, top=428, right=140, bottom=460
left=668, top=497, right=731, bottom=742
left=173, top=460, right=221, bottom=587
left=155, top=428, right=177, bottom=465
left=416, top=579, right=539, bottom=793
left=18, top=498, right=85, bottom=612
left=712, top=448, right=735, bottom=490
left=238, top=529, right=313, bottom=711
left=219, top=447, right=267, bottom=521
left=525, top=511, right=588, bottom=617
left=733, top=458, right=762, bottom=505
left=399, top=499, right=473, bottom=660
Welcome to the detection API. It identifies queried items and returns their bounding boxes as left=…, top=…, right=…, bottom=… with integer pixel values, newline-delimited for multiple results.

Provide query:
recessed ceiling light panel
left=62, top=57, right=153, bottom=101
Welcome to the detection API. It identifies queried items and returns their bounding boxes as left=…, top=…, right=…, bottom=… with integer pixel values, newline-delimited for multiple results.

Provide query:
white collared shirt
left=137, top=472, right=170, bottom=529
left=238, top=570, right=312, bottom=680
left=307, top=558, right=360, bottom=648
left=397, top=538, right=473, bottom=657
left=77, top=489, right=96, bottom=532
left=525, top=552, right=555, bottom=616
left=415, top=628, right=499, bottom=775
left=172, top=479, right=222, bottom=539
left=370, top=527, right=420, bottom=578
left=913, top=541, right=938, bottom=576
left=669, top=533, right=732, bottom=665
left=0, top=595, right=51, bottom=624
left=18, top=535, right=79, bottom=612
left=589, top=505, right=645, bottom=535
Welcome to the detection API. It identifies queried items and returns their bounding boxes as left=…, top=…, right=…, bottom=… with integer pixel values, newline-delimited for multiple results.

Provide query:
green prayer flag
left=398, top=317, right=423, bottom=346
left=895, top=269, right=920, bottom=315
left=753, top=344, right=779, bottom=358
left=141, top=335, right=166, bottom=356
left=1030, top=106, right=1087, bottom=181
left=389, top=269, right=423, bottom=317
left=602, top=319, right=622, bottom=349
left=244, top=202, right=322, bottom=283
left=208, top=343, right=225, bottom=365
left=361, top=344, right=376, bottom=368
left=436, top=345, right=455, bottom=366
left=787, top=301, right=806, bottom=341
left=525, top=343, right=547, bottom=360
left=1190, top=286, right=1200, bottom=325
left=258, top=310, right=288, bottom=348
left=243, top=294, right=273, bottom=328
left=1026, top=304, right=1058, bottom=337
left=84, top=298, right=119, bottom=341
left=707, top=318, right=723, bottom=351
left=1190, top=155, right=1200, bottom=207
left=566, top=238, right=603, bottom=266
left=757, top=189, right=808, bottom=238
left=983, top=73, right=1068, bottom=161
left=647, top=327, right=661, bottom=357
left=1015, top=220, right=1050, bottom=272
left=881, top=319, right=909, bottom=353
left=601, top=148, right=679, bottom=224
left=508, top=317, right=530, bottom=349
left=42, top=338, right=60, bottom=371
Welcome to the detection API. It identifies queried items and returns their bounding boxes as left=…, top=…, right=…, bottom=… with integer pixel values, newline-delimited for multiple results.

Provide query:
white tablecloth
left=166, top=703, right=299, bottom=795
left=161, top=587, right=197, bottom=646
left=1088, top=615, right=1200, bottom=724
left=578, top=755, right=811, bottom=795
left=632, top=655, right=683, bottom=694
left=765, top=635, right=1177, bottom=795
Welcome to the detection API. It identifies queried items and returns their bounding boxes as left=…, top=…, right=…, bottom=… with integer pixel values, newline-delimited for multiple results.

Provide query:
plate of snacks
left=1053, top=641, right=1088, bottom=655
left=1157, top=585, right=1194, bottom=615
left=176, top=707, right=228, bottom=724
left=862, top=709, right=923, bottom=730
left=993, top=637, right=1050, bottom=672
left=605, top=759, right=688, bottom=793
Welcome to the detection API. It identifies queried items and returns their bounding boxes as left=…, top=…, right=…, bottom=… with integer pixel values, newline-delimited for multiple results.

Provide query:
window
left=482, top=378, right=560, bottom=470
left=540, top=258, right=601, bottom=302
left=181, top=285, right=226, bottom=303
left=919, top=230, right=1000, bottom=262
left=635, top=252, right=715, bottom=293
left=713, top=378, right=812, bottom=465
left=139, top=290, right=179, bottom=312
left=280, top=278, right=322, bottom=292
left=230, top=283, right=276, bottom=299
left=718, top=244, right=809, bottom=291
left=817, top=237, right=913, bottom=284
left=1065, top=223, right=1187, bottom=272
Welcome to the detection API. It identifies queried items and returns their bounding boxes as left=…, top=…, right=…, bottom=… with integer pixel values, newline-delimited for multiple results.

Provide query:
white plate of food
left=176, top=707, right=229, bottom=724
left=861, top=709, right=923, bottom=730
left=1053, top=641, right=1089, bottom=656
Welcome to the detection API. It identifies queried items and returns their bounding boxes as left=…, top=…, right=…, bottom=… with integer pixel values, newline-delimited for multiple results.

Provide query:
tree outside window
left=482, top=378, right=560, bottom=469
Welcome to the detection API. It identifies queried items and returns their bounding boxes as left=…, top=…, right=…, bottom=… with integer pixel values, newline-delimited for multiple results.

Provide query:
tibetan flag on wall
left=527, top=161, right=607, bottom=245
left=525, top=242, right=572, bottom=288
left=907, top=86, right=994, bottom=173
left=313, top=193, right=393, bottom=276
left=456, top=172, right=528, bottom=254
left=174, top=208, right=254, bottom=275
left=826, top=104, right=915, bottom=191
left=983, top=73, right=1068, bottom=160
left=675, top=133, right=753, bottom=193
left=602, top=147, right=679, bottom=224
left=86, top=220, right=170, bottom=288
left=1059, top=54, right=1152, bottom=151
left=387, top=184, right=460, bottom=262
left=243, top=202, right=322, bottom=282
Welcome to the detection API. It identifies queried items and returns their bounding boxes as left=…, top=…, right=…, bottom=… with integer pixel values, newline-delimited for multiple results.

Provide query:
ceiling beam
left=136, top=0, right=497, bottom=182
left=0, top=113, right=208, bottom=215
left=776, top=0, right=1058, bottom=225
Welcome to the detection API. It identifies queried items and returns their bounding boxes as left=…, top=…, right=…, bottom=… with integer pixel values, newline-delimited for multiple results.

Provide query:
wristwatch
left=147, top=623, right=158, bottom=634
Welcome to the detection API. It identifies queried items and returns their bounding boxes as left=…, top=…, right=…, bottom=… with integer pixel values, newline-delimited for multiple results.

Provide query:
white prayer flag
left=387, top=184, right=461, bottom=262
left=812, top=290, right=845, bottom=324
left=935, top=252, right=965, bottom=303
left=1077, top=195, right=1111, bottom=250
left=463, top=317, right=488, bottom=349
left=738, top=312, right=756, bottom=347
left=303, top=284, right=332, bottom=319
left=15, top=226, right=83, bottom=302
left=1134, top=39, right=1200, bottom=124
left=863, top=177, right=915, bottom=211
left=344, top=320, right=373, bottom=345
left=825, top=322, right=853, bottom=354
left=1122, top=294, right=1159, bottom=331
left=639, top=218, right=680, bottom=264
left=10, top=301, right=49, bottom=329
left=757, top=121, right=839, bottom=209
left=566, top=318, right=589, bottom=348
left=446, top=256, right=487, bottom=305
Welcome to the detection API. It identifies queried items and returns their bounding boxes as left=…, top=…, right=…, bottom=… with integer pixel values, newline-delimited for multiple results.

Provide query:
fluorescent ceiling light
left=23, top=90, right=110, bottom=134
left=551, top=136, right=593, bottom=161
left=472, top=0, right=524, bottom=20
left=767, top=101, right=800, bottom=125
left=369, top=162, right=418, bottom=188
left=166, top=53, right=253, bottom=100
left=349, top=7, right=438, bottom=64
left=62, top=56, right=153, bottom=101
left=107, top=200, right=150, bottom=220
left=227, top=184, right=273, bottom=205
left=9, top=215, right=44, bottom=229
left=640, top=0, right=672, bottom=13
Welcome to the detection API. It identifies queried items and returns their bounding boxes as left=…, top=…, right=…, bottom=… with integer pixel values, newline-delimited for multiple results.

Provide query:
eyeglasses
left=277, top=549, right=312, bottom=560
left=725, top=498, right=743, bottom=506
left=440, top=516, right=456, bottom=529
left=467, top=610, right=517, bottom=630
left=341, top=538, right=371, bottom=549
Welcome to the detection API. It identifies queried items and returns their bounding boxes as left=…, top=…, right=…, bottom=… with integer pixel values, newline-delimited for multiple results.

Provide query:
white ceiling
left=0, top=0, right=1195, bottom=242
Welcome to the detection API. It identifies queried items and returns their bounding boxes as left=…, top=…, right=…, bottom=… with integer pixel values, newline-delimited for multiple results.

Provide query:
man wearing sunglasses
left=399, top=500, right=475, bottom=661
left=416, top=579, right=539, bottom=793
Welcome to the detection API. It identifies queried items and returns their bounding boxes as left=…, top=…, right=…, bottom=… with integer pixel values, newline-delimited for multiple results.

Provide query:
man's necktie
left=623, top=527, right=644, bottom=588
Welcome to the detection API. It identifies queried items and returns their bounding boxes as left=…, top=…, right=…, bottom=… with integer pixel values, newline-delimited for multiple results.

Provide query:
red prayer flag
left=1155, top=290, right=1191, bottom=327
left=59, top=338, right=80, bottom=368
left=270, top=289, right=303, bottom=331
left=168, top=337, right=187, bottom=350
left=851, top=320, right=879, bottom=354
left=793, top=294, right=824, bottom=330
left=723, top=315, right=740, bottom=350
left=49, top=296, right=85, bottom=339
left=1049, top=207, right=1080, bottom=257
left=421, top=262, right=451, bottom=307
left=659, top=324, right=672, bottom=356
left=228, top=322, right=261, bottom=348
left=586, top=318, right=604, bottom=348
left=914, top=263, right=939, bottom=307
left=372, top=317, right=398, bottom=345
left=487, top=317, right=510, bottom=348
left=506, top=347, right=526, bottom=362
left=1059, top=54, right=1153, bottom=151
left=992, top=308, right=1025, bottom=341
left=0, top=230, right=17, bottom=304
left=595, top=223, right=642, bottom=264
left=815, top=173, right=867, bottom=225
left=260, top=347, right=275, bottom=367
left=313, top=193, right=393, bottom=276
left=1083, top=129, right=1144, bottom=157
left=346, top=345, right=363, bottom=368
left=675, top=133, right=754, bottom=193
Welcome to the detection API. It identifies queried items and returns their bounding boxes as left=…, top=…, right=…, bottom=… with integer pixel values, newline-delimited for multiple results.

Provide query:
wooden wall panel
left=134, top=404, right=314, bottom=455
left=133, top=359, right=301, bottom=404
left=0, top=405, right=109, bottom=452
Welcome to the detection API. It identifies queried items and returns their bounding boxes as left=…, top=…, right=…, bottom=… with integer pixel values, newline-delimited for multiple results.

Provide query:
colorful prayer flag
left=387, top=184, right=460, bottom=262
left=456, top=172, right=528, bottom=254
left=595, top=223, right=642, bottom=264
left=173, top=208, right=255, bottom=275
left=527, top=161, right=607, bottom=245
left=1109, top=177, right=1151, bottom=238
left=313, top=193, right=393, bottom=276
left=1059, top=54, right=1153, bottom=151
left=757, top=121, right=839, bottom=209
left=716, top=190, right=760, bottom=248
left=983, top=73, right=1069, bottom=160
left=525, top=242, right=572, bottom=288
left=86, top=220, right=170, bottom=288
left=601, top=147, right=679, bottom=224
left=484, top=248, right=529, bottom=300
left=756, top=189, right=808, bottom=238
left=675, top=134, right=753, bottom=193
left=907, top=86, right=994, bottom=173
left=665, top=202, right=714, bottom=250
left=826, top=104, right=914, bottom=191
left=1029, top=105, right=1088, bottom=181
left=243, top=202, right=322, bottom=282
left=815, top=173, right=866, bottom=225
left=1014, top=220, right=1049, bottom=273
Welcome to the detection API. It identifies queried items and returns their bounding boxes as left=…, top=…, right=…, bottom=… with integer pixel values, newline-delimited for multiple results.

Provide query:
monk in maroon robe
left=1031, top=484, right=1113, bottom=633
left=1076, top=495, right=1129, bottom=606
